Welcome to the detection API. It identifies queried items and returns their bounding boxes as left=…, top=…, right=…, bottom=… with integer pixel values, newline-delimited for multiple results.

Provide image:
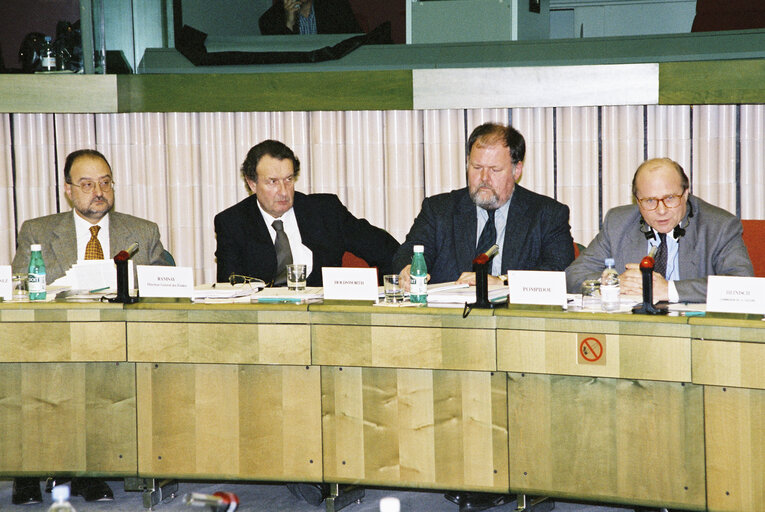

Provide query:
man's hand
left=398, top=264, right=430, bottom=292
left=456, top=272, right=504, bottom=286
left=620, top=263, right=669, bottom=301
left=283, top=0, right=301, bottom=30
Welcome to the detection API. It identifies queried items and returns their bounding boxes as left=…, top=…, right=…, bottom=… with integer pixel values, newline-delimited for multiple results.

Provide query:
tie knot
left=486, top=209, right=495, bottom=221
left=272, top=220, right=284, bottom=232
left=90, top=225, right=100, bottom=237
left=658, top=232, right=667, bottom=243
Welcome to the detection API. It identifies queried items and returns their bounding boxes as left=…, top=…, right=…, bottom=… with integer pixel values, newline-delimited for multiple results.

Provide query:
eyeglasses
left=68, top=177, right=114, bottom=193
left=228, top=273, right=269, bottom=288
left=636, top=193, right=684, bottom=211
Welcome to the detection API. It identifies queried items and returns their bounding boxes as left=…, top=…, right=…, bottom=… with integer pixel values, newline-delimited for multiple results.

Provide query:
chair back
left=741, top=220, right=765, bottom=277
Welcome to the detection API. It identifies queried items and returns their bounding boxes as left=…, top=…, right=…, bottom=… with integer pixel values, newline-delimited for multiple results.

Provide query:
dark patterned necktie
left=475, top=209, right=497, bottom=257
left=272, top=220, right=293, bottom=286
left=85, top=225, right=104, bottom=260
left=654, top=232, right=667, bottom=278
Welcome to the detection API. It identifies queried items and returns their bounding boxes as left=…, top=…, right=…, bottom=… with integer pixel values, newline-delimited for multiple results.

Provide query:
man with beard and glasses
left=10, top=149, right=170, bottom=506
left=393, top=122, right=575, bottom=295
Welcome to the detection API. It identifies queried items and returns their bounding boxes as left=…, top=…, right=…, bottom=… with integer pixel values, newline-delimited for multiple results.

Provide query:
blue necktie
left=475, top=209, right=497, bottom=257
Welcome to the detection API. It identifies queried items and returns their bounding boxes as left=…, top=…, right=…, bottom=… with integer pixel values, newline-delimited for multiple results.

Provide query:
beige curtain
left=4, top=106, right=763, bottom=283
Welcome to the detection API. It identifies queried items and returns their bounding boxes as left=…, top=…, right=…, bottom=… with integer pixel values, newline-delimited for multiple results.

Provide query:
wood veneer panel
left=0, top=322, right=126, bottom=362
left=508, top=373, right=705, bottom=510
left=705, top=386, right=765, bottom=512
left=693, top=339, right=765, bottom=389
left=322, top=367, right=508, bottom=491
left=136, top=363, right=321, bottom=480
left=660, top=59, right=765, bottom=105
left=0, top=362, right=136, bottom=475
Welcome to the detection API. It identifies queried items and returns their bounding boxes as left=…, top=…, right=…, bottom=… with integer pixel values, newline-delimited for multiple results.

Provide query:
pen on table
left=89, top=286, right=109, bottom=293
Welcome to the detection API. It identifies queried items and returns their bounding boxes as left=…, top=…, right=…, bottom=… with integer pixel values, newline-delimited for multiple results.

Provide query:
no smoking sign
left=577, top=333, right=606, bottom=365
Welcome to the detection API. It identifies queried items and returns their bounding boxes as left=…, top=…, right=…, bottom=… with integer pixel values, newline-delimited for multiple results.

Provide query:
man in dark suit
left=259, top=0, right=361, bottom=35
left=10, top=149, right=171, bottom=505
left=215, top=139, right=399, bottom=287
left=394, top=122, right=575, bottom=292
left=566, top=157, right=753, bottom=303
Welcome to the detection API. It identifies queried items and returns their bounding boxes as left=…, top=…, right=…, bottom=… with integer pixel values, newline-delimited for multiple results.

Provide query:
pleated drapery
left=2, top=106, right=763, bottom=283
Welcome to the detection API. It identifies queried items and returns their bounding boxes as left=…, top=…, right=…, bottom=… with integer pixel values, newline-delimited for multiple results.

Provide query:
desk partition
left=0, top=302, right=762, bottom=511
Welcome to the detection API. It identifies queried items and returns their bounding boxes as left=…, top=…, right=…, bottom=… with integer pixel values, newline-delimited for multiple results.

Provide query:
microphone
left=473, top=244, right=499, bottom=265
left=114, top=242, right=139, bottom=262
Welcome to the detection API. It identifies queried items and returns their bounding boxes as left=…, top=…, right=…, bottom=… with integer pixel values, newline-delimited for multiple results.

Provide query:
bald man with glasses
left=566, top=157, right=753, bottom=303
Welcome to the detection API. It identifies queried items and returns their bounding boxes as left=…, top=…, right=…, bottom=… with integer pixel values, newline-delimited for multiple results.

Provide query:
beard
left=470, top=185, right=501, bottom=210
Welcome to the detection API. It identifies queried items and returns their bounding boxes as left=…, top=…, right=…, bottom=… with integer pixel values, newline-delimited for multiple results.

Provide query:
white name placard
left=322, top=267, right=379, bottom=301
left=137, top=265, right=194, bottom=298
left=706, top=276, right=765, bottom=315
left=508, top=270, right=567, bottom=307
left=0, top=265, right=11, bottom=301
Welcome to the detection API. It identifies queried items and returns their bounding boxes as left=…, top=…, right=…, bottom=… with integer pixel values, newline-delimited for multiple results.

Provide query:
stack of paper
left=193, top=282, right=264, bottom=303
left=426, top=282, right=508, bottom=308
left=251, top=286, right=324, bottom=304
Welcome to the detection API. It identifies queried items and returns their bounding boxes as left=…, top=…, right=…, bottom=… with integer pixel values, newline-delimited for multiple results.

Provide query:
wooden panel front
left=507, top=373, right=705, bottom=510
left=322, top=367, right=508, bottom=491
left=128, top=322, right=310, bottom=365
left=705, top=386, right=765, bottom=512
left=692, top=339, right=765, bottom=389
left=0, top=322, right=126, bottom=362
left=313, top=325, right=496, bottom=371
left=136, top=363, right=322, bottom=481
left=497, top=330, right=690, bottom=382
left=0, top=362, right=137, bottom=476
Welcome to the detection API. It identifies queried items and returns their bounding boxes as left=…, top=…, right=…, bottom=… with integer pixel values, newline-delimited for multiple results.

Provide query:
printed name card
left=137, top=265, right=194, bottom=298
left=322, top=267, right=379, bottom=301
left=507, top=270, right=567, bottom=307
left=706, top=276, right=765, bottom=315
left=0, top=265, right=11, bottom=300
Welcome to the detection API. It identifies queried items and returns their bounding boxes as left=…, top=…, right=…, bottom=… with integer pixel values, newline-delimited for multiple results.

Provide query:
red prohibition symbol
left=579, top=337, right=603, bottom=362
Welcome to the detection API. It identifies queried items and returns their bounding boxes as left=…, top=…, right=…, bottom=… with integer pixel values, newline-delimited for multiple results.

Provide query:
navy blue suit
left=215, top=192, right=399, bottom=286
left=391, top=185, right=575, bottom=283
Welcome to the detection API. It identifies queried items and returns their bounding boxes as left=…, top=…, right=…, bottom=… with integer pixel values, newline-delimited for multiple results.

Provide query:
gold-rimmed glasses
left=636, top=193, right=684, bottom=211
left=228, top=273, right=269, bottom=289
left=68, top=177, right=115, bottom=193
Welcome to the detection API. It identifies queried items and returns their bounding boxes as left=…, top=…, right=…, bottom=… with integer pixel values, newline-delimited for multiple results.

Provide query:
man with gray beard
left=393, top=122, right=575, bottom=292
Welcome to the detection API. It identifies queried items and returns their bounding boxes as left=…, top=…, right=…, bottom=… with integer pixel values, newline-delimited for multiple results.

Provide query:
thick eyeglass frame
left=228, top=273, right=270, bottom=288
left=636, top=193, right=685, bottom=211
left=68, top=177, right=115, bottom=194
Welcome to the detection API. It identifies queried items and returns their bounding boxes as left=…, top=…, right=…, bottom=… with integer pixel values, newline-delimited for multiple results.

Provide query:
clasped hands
left=620, top=263, right=669, bottom=301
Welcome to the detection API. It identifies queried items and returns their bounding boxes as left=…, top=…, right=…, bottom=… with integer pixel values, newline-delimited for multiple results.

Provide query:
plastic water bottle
left=48, top=485, right=76, bottom=512
left=379, top=496, right=400, bottom=512
left=41, top=36, right=56, bottom=71
left=28, top=244, right=47, bottom=301
left=410, top=244, right=427, bottom=304
left=600, top=257, right=620, bottom=312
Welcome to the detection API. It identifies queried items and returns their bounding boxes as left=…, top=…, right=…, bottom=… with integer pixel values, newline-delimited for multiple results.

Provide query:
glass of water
left=286, top=264, right=307, bottom=291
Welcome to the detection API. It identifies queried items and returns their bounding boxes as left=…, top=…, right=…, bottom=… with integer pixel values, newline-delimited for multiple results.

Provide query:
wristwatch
left=497, top=274, right=508, bottom=285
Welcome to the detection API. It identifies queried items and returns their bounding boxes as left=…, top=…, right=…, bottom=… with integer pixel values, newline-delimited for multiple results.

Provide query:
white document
left=322, top=267, right=379, bottom=301
left=706, top=275, right=765, bottom=315
left=53, top=260, right=134, bottom=292
left=0, top=265, right=11, bottom=300
left=508, top=270, right=567, bottom=307
left=137, top=265, right=194, bottom=298
left=427, top=283, right=508, bottom=306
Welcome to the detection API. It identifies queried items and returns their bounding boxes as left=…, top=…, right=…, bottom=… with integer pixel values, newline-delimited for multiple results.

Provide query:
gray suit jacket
left=391, top=185, right=575, bottom=283
left=565, top=195, right=754, bottom=303
left=12, top=211, right=169, bottom=283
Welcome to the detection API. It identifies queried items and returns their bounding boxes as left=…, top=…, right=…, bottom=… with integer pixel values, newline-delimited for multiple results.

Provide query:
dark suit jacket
left=12, top=211, right=169, bottom=283
left=259, top=0, right=362, bottom=35
left=391, top=185, right=575, bottom=283
left=565, top=195, right=754, bottom=303
left=214, top=192, right=399, bottom=285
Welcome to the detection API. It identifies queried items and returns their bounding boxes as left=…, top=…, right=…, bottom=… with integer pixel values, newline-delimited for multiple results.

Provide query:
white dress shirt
left=257, top=203, right=314, bottom=277
left=73, top=210, right=110, bottom=261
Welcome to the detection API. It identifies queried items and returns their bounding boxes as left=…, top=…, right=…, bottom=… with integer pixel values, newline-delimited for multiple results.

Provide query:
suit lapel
left=247, top=194, right=278, bottom=261
left=454, top=191, right=477, bottom=271
left=676, top=197, right=699, bottom=279
left=502, top=186, right=531, bottom=270
left=49, top=213, right=77, bottom=270
left=109, top=212, right=132, bottom=259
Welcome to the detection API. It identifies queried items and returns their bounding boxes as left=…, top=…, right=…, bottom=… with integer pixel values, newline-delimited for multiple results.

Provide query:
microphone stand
left=464, top=244, right=499, bottom=318
left=631, top=256, right=668, bottom=315
left=108, top=244, right=140, bottom=304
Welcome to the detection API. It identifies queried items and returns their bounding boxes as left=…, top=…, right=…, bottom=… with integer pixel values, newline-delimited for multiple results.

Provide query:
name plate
left=322, top=267, right=379, bottom=301
left=508, top=270, right=567, bottom=307
left=0, top=265, right=11, bottom=300
left=706, top=275, right=765, bottom=315
left=137, top=265, right=194, bottom=298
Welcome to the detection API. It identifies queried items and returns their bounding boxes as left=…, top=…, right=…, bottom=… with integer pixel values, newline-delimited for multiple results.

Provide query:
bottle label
left=410, top=275, right=427, bottom=297
left=28, top=273, right=46, bottom=294
left=600, top=284, right=619, bottom=303
left=42, top=56, right=56, bottom=69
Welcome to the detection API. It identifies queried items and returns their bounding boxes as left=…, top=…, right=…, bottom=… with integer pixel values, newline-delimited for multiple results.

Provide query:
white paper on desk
left=706, top=275, right=765, bottom=315
left=0, top=265, right=11, bottom=300
left=137, top=265, right=194, bottom=298
left=322, top=267, right=378, bottom=301
left=193, top=282, right=260, bottom=301
left=427, top=284, right=507, bottom=305
left=508, top=270, right=567, bottom=307
left=54, top=260, right=134, bottom=292
left=253, top=286, right=324, bottom=302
